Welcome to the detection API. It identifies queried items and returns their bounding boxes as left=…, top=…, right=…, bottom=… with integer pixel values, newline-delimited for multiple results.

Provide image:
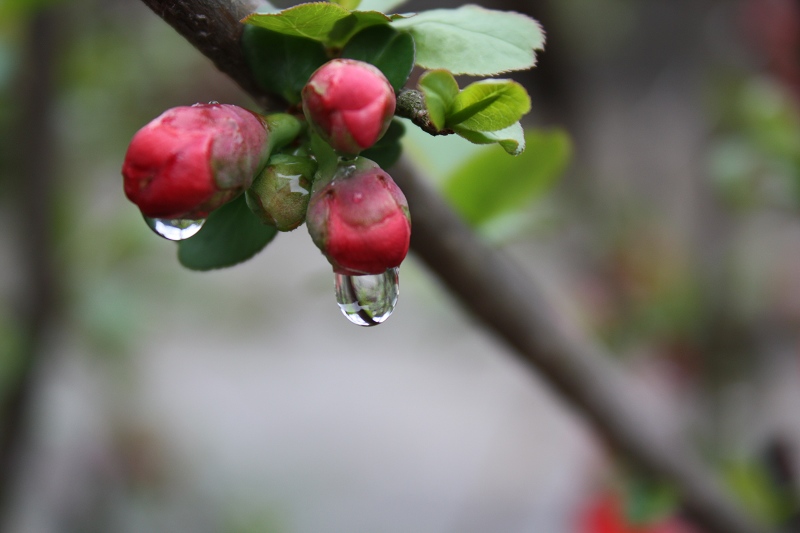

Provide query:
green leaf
left=442, top=129, right=571, bottom=225
left=453, top=122, right=526, bottom=155
left=362, top=119, right=406, bottom=168
left=418, top=70, right=459, bottom=130
left=243, top=3, right=407, bottom=47
left=341, top=25, right=415, bottom=92
left=241, top=26, right=328, bottom=105
left=357, top=0, right=408, bottom=12
left=392, top=5, right=545, bottom=75
left=331, top=0, right=361, bottom=9
left=177, top=195, right=278, bottom=271
left=447, top=79, right=531, bottom=131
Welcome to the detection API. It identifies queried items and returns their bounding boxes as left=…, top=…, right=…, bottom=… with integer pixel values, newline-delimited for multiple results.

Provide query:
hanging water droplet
left=334, top=268, right=399, bottom=327
left=144, top=216, right=205, bottom=241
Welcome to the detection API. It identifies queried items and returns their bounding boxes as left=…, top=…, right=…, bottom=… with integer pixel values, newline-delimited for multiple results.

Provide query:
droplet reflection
left=144, top=216, right=205, bottom=241
left=334, top=268, right=399, bottom=326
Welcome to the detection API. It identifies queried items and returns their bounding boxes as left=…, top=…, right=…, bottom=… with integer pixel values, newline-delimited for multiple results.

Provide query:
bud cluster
left=121, top=57, right=410, bottom=308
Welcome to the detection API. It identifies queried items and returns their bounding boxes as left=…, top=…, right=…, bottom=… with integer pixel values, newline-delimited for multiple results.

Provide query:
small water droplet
left=207, top=100, right=219, bottom=105
left=144, top=216, right=205, bottom=241
left=334, top=268, right=399, bottom=327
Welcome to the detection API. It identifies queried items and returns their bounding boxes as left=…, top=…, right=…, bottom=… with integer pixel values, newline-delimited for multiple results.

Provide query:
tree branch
left=138, top=2, right=773, bottom=533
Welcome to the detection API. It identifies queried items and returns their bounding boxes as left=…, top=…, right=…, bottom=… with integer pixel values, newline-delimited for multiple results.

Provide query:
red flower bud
left=306, top=158, right=410, bottom=275
left=302, top=59, right=395, bottom=155
left=122, top=103, right=270, bottom=219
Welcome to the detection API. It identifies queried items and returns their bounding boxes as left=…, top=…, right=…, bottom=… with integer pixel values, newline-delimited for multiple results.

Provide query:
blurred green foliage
left=710, top=78, right=800, bottom=211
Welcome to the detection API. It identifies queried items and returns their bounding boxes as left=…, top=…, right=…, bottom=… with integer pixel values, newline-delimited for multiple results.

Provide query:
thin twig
left=395, top=89, right=454, bottom=136
left=137, top=2, right=774, bottom=533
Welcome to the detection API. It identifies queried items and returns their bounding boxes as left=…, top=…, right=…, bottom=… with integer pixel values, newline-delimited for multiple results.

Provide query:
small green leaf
left=331, top=0, right=361, bottom=9
left=392, top=5, right=545, bottom=75
left=362, top=119, right=406, bottom=168
left=241, top=26, right=328, bottom=104
left=243, top=3, right=407, bottom=47
left=447, top=79, right=531, bottom=132
left=418, top=69, right=459, bottom=130
left=454, top=122, right=526, bottom=155
left=357, top=0, right=408, bottom=12
left=341, top=25, right=415, bottom=92
left=177, top=195, right=278, bottom=271
left=443, top=129, right=571, bottom=225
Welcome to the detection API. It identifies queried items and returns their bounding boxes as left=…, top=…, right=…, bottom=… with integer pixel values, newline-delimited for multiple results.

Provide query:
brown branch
left=137, top=2, right=773, bottom=533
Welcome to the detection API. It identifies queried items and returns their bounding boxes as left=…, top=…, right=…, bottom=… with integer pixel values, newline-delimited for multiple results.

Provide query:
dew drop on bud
left=334, top=267, right=399, bottom=327
left=144, top=216, right=205, bottom=241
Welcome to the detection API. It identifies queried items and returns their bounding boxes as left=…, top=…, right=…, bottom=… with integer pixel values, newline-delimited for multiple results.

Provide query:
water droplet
left=144, top=216, right=205, bottom=241
left=334, top=268, right=399, bottom=327
left=207, top=100, right=219, bottom=105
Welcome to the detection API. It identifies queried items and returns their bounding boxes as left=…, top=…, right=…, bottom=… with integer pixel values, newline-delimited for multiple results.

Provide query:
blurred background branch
left=0, top=8, right=60, bottom=527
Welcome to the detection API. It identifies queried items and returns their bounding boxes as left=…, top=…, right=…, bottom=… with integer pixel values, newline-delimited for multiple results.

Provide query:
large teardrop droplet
left=334, top=268, right=399, bottom=327
left=144, top=216, right=205, bottom=241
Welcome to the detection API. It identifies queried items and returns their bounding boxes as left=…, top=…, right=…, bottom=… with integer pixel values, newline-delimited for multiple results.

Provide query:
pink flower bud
left=306, top=158, right=410, bottom=275
left=302, top=59, right=396, bottom=155
left=122, top=103, right=270, bottom=219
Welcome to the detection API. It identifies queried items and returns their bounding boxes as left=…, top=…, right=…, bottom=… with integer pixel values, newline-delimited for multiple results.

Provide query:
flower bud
left=302, top=59, right=395, bottom=155
left=122, top=103, right=270, bottom=220
left=306, top=158, right=410, bottom=275
left=246, top=154, right=317, bottom=231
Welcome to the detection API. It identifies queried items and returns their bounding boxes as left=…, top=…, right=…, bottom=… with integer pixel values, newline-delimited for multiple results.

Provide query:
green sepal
left=263, top=113, right=305, bottom=154
left=178, top=194, right=278, bottom=271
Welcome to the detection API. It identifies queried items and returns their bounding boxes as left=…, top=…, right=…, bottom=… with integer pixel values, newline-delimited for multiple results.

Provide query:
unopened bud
left=246, top=154, right=317, bottom=231
left=122, top=103, right=270, bottom=220
left=306, top=157, right=410, bottom=275
left=302, top=59, right=395, bottom=155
